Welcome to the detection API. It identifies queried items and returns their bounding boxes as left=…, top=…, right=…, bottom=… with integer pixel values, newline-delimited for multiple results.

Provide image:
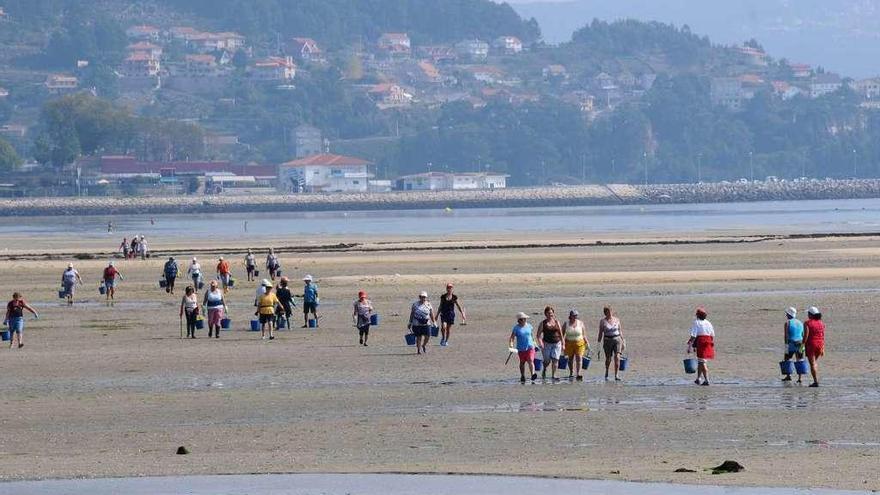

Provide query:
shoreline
left=2, top=179, right=880, bottom=216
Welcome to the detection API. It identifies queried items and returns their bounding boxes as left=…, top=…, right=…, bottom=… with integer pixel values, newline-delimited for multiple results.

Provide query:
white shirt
left=188, top=263, right=201, bottom=276
left=690, top=319, right=715, bottom=338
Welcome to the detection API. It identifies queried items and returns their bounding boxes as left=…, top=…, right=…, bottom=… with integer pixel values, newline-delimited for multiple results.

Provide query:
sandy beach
left=0, top=231, right=878, bottom=490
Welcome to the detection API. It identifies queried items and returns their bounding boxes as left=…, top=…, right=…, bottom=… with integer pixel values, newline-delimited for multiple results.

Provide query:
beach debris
left=710, top=460, right=744, bottom=474
left=609, top=470, right=620, bottom=475
left=674, top=468, right=697, bottom=473
left=176, top=446, right=190, bottom=455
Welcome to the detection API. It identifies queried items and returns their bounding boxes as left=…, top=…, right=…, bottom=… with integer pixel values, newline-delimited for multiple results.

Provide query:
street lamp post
left=852, top=149, right=857, bottom=178
left=749, top=151, right=754, bottom=181
left=697, top=152, right=702, bottom=183
left=643, top=152, right=648, bottom=186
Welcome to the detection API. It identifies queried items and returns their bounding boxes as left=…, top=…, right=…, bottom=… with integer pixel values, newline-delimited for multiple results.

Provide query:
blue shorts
left=104, top=279, right=115, bottom=289
left=787, top=341, right=804, bottom=355
left=9, top=317, right=24, bottom=334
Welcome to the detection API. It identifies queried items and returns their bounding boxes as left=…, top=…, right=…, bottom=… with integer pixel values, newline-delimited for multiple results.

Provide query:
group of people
left=509, top=305, right=625, bottom=383
left=508, top=305, right=828, bottom=387
left=120, top=235, right=148, bottom=260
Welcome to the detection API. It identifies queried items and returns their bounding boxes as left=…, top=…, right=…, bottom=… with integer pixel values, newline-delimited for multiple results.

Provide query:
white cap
left=516, top=312, right=530, bottom=320
left=219, top=256, right=224, bottom=261
left=807, top=306, right=820, bottom=316
left=303, top=275, right=313, bottom=282
left=192, top=257, right=197, bottom=261
left=109, top=261, right=114, bottom=267
left=419, top=291, right=428, bottom=298
left=785, top=307, right=797, bottom=318
left=262, top=279, right=272, bottom=287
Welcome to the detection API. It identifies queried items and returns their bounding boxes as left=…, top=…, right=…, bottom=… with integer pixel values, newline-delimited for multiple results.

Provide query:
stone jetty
left=1, top=179, right=879, bottom=217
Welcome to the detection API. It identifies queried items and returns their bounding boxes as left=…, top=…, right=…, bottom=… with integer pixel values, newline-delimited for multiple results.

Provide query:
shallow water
left=3, top=198, right=880, bottom=240
left=0, top=473, right=869, bottom=495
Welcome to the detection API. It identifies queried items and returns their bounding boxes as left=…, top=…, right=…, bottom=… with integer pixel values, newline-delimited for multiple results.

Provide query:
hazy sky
left=505, top=0, right=880, bottom=78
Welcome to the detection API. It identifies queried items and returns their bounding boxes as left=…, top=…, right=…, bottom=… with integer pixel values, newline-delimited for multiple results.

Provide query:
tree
left=0, top=138, right=22, bottom=171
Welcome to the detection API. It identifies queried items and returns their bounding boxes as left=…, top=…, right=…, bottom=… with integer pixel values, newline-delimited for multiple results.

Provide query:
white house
left=250, top=56, right=296, bottom=81
left=278, top=153, right=373, bottom=193
left=377, top=33, right=412, bottom=57
left=493, top=36, right=523, bottom=55
left=396, top=172, right=508, bottom=191
left=810, top=73, right=842, bottom=98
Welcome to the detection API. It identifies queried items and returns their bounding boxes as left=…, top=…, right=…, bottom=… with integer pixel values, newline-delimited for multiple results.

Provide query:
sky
left=505, top=0, right=880, bottom=78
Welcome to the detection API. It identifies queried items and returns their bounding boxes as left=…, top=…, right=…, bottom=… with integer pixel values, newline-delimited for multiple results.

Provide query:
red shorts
left=518, top=348, right=535, bottom=363
left=208, top=308, right=225, bottom=327
left=695, top=335, right=715, bottom=360
left=806, top=341, right=825, bottom=359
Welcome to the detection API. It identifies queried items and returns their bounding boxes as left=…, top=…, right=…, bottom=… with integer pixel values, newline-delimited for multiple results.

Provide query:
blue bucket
left=228, top=278, right=235, bottom=288
left=220, top=318, right=231, bottom=329
left=198, top=281, right=205, bottom=290
left=98, top=285, right=106, bottom=295
left=276, top=270, right=282, bottom=277
left=430, top=325, right=439, bottom=337
left=277, top=317, right=287, bottom=329
left=619, top=356, right=629, bottom=371
left=308, top=319, right=317, bottom=328
left=370, top=314, right=380, bottom=326
left=195, top=318, right=204, bottom=330
left=159, top=279, right=167, bottom=288
left=559, top=356, right=568, bottom=370
left=683, top=358, right=698, bottom=374
left=779, top=360, right=795, bottom=375
left=250, top=319, right=260, bottom=332
left=534, top=357, right=543, bottom=371
left=254, top=270, right=260, bottom=277
left=405, top=333, right=417, bottom=346
left=794, top=360, right=809, bottom=375
left=1, top=331, right=10, bottom=341
left=58, top=290, right=66, bottom=299
left=582, top=356, right=591, bottom=370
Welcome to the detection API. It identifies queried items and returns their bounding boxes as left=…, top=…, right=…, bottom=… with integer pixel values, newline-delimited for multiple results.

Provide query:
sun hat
left=516, top=312, right=530, bottom=320
left=261, top=279, right=272, bottom=287
left=807, top=306, right=820, bottom=316
left=569, top=309, right=579, bottom=317
left=192, top=257, right=197, bottom=261
left=303, top=274, right=313, bottom=281
left=785, top=307, right=797, bottom=318
left=67, top=263, right=73, bottom=268
left=419, top=291, right=428, bottom=298
left=219, top=256, right=224, bottom=261
left=108, top=261, right=114, bottom=267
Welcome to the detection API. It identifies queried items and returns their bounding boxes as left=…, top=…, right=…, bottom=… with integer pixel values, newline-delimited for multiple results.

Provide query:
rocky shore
left=1, top=179, right=879, bottom=216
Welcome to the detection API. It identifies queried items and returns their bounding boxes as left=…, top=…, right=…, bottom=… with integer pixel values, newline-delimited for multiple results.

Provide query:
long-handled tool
left=179, top=316, right=183, bottom=339
left=504, top=347, right=516, bottom=365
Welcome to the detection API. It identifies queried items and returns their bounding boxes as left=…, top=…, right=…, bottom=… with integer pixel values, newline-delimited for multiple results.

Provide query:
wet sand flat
left=0, top=233, right=878, bottom=489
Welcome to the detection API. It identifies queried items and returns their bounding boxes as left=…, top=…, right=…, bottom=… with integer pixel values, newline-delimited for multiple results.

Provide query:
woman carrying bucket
left=537, top=306, right=563, bottom=381
left=509, top=312, right=537, bottom=383
left=407, top=291, right=435, bottom=355
left=275, top=277, right=295, bottom=330
left=216, top=257, right=232, bottom=293
left=436, top=283, right=466, bottom=347
left=562, top=309, right=589, bottom=381
left=598, top=306, right=624, bottom=381
left=266, top=248, right=281, bottom=281
left=187, top=258, right=202, bottom=289
left=244, top=249, right=257, bottom=282
left=255, top=280, right=280, bottom=340
left=61, top=263, right=83, bottom=306
left=687, top=307, right=715, bottom=386
left=781, top=307, right=805, bottom=383
left=179, top=286, right=200, bottom=339
left=203, top=280, right=227, bottom=339
left=4, top=292, right=38, bottom=349
left=352, top=290, right=374, bottom=346
left=803, top=306, right=826, bottom=387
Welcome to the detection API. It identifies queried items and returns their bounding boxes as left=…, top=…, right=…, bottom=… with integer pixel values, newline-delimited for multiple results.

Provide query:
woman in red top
left=803, top=306, right=825, bottom=387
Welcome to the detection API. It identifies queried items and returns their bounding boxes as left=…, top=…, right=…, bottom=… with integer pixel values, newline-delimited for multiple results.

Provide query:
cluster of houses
left=86, top=152, right=508, bottom=195
left=710, top=44, right=880, bottom=111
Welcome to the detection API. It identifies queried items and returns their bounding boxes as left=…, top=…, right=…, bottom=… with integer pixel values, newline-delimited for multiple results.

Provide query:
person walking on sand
left=301, top=275, right=319, bottom=328
left=179, top=286, right=199, bottom=339
left=436, top=283, right=466, bottom=347
left=187, top=257, right=202, bottom=288
left=244, top=249, right=256, bottom=282
left=256, top=279, right=280, bottom=340
left=203, top=280, right=227, bottom=339
left=509, top=312, right=538, bottom=383
left=61, top=263, right=83, bottom=305
left=163, top=256, right=179, bottom=295
left=563, top=309, right=589, bottom=381
left=5, top=292, right=38, bottom=349
left=352, top=290, right=374, bottom=346
left=803, top=306, right=826, bottom=388
left=598, top=306, right=624, bottom=381
left=266, top=248, right=281, bottom=281
left=129, top=236, right=138, bottom=260
left=408, top=291, right=435, bottom=354
left=781, top=307, right=805, bottom=383
left=137, top=235, right=148, bottom=260
left=687, top=307, right=715, bottom=386
left=537, top=306, right=563, bottom=381
left=102, top=261, right=123, bottom=302
left=216, top=257, right=232, bottom=293
left=119, top=237, right=129, bottom=259
left=275, top=277, right=295, bottom=330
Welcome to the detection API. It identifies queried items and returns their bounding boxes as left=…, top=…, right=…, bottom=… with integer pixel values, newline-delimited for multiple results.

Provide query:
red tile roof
left=281, top=153, right=371, bottom=167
